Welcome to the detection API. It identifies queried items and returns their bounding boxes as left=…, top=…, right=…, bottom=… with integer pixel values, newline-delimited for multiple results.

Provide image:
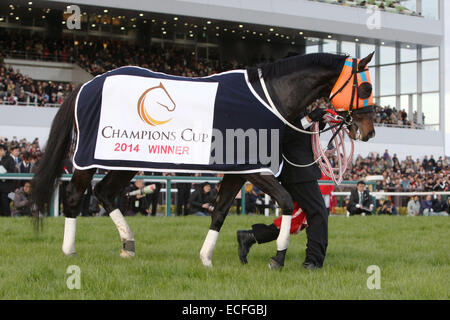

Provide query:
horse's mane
left=247, top=53, right=349, bottom=82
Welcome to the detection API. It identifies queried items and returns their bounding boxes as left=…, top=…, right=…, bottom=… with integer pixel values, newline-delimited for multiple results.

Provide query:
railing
left=0, top=100, right=61, bottom=108
left=0, top=173, right=368, bottom=217
left=374, top=122, right=440, bottom=131
left=307, top=0, right=422, bottom=17
left=3, top=49, right=75, bottom=63
left=374, top=122, right=424, bottom=130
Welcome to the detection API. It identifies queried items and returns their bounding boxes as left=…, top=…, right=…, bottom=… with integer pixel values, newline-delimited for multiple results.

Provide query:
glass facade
left=421, top=0, right=440, bottom=20
left=371, top=0, right=440, bottom=20
left=373, top=43, right=440, bottom=128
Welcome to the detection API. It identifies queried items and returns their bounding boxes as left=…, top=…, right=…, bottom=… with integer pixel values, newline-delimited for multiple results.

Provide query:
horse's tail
left=31, top=85, right=82, bottom=217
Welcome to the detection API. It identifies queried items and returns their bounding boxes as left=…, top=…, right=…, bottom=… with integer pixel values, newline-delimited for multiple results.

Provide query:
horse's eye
left=358, top=82, right=372, bottom=99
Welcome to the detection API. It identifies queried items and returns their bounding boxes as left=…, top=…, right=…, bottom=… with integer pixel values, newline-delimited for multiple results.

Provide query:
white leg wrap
left=110, top=209, right=134, bottom=242
left=200, top=230, right=219, bottom=267
left=62, top=217, right=77, bottom=256
left=276, top=215, right=292, bottom=251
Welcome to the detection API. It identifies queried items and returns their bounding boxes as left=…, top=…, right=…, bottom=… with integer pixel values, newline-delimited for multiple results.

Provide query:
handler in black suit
left=237, top=107, right=329, bottom=269
left=347, top=181, right=373, bottom=216
left=0, top=144, right=16, bottom=216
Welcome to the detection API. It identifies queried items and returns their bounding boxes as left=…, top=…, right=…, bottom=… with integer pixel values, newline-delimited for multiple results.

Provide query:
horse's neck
left=268, top=68, right=338, bottom=122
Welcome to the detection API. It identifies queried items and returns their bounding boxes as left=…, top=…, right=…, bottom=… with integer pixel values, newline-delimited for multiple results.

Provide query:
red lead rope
left=310, top=112, right=354, bottom=185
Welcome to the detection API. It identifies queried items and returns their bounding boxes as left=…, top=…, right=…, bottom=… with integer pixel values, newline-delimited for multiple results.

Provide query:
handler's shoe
left=237, top=230, right=256, bottom=264
left=302, top=261, right=322, bottom=270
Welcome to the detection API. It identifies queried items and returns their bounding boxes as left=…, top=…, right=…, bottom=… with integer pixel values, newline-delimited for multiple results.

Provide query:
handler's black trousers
left=251, top=180, right=328, bottom=267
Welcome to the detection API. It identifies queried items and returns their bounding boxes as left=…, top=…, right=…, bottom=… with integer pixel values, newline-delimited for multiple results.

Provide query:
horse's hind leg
left=93, top=170, right=137, bottom=258
left=200, top=174, right=245, bottom=267
left=62, top=168, right=96, bottom=256
left=245, top=173, right=294, bottom=270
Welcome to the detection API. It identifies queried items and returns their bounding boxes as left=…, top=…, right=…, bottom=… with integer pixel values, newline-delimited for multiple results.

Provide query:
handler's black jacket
left=278, top=115, right=323, bottom=184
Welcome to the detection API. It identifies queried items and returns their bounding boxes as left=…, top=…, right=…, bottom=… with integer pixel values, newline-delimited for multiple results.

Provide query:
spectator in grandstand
left=119, top=179, right=150, bottom=216
left=431, top=194, right=449, bottom=216
left=424, top=177, right=435, bottom=191
left=209, top=181, right=221, bottom=205
left=18, top=152, right=32, bottom=174
left=347, top=181, right=374, bottom=216
left=188, top=182, right=215, bottom=216
left=377, top=200, right=397, bottom=216
left=433, top=178, right=446, bottom=191
left=0, top=144, right=16, bottom=216
left=420, top=195, right=434, bottom=216
left=175, top=173, right=192, bottom=216
left=144, top=171, right=163, bottom=216
left=244, top=184, right=264, bottom=214
left=9, top=145, right=21, bottom=168
left=407, top=195, right=421, bottom=216
left=400, top=176, right=411, bottom=191
left=12, top=181, right=33, bottom=217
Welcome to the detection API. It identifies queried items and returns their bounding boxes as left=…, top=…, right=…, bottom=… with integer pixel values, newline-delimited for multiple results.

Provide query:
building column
left=396, top=43, right=401, bottom=110
left=375, top=44, right=381, bottom=105
left=417, top=45, right=423, bottom=125
left=442, top=0, right=450, bottom=155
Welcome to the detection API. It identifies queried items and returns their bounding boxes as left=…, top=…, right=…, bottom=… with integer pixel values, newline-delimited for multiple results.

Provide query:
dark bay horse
left=31, top=52, right=376, bottom=269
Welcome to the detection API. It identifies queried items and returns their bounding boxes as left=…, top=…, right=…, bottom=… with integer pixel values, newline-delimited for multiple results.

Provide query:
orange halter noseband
left=329, top=58, right=373, bottom=115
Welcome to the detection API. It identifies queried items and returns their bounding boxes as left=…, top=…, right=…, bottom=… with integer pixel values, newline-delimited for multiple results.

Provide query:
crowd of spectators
left=339, top=149, right=449, bottom=193
left=373, top=105, right=424, bottom=128
left=0, top=60, right=75, bottom=106
left=74, top=40, right=225, bottom=77
left=0, top=137, right=43, bottom=217
left=0, top=30, right=429, bottom=129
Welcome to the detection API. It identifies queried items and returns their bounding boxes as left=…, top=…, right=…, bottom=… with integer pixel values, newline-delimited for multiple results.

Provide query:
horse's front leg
left=93, top=170, right=137, bottom=258
left=246, top=173, right=294, bottom=270
left=200, top=174, right=245, bottom=267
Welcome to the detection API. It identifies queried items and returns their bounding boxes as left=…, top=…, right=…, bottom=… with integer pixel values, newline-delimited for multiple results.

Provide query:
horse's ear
left=358, top=51, right=374, bottom=71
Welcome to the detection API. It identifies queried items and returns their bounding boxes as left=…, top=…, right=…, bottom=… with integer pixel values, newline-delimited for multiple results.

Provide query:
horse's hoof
left=120, top=249, right=135, bottom=258
left=120, top=240, right=135, bottom=258
left=62, top=247, right=77, bottom=257
left=63, top=251, right=77, bottom=257
left=268, top=257, right=283, bottom=270
left=200, top=253, right=213, bottom=268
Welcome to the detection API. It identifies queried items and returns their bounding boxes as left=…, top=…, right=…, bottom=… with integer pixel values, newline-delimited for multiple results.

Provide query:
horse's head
left=347, top=111, right=375, bottom=142
left=330, top=52, right=376, bottom=142
left=153, top=82, right=176, bottom=112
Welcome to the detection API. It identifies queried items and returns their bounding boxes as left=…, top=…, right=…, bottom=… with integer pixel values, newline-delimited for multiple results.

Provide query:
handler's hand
left=307, top=107, right=327, bottom=122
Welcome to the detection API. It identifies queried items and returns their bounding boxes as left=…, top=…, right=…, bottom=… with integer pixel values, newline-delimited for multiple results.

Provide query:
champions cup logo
left=137, top=82, right=176, bottom=126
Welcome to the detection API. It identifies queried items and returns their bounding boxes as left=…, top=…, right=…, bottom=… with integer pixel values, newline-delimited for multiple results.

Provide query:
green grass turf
left=0, top=215, right=448, bottom=299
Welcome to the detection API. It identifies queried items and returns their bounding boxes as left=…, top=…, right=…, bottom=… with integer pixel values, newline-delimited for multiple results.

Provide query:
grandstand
left=0, top=0, right=448, bottom=210
left=0, top=0, right=447, bottom=158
